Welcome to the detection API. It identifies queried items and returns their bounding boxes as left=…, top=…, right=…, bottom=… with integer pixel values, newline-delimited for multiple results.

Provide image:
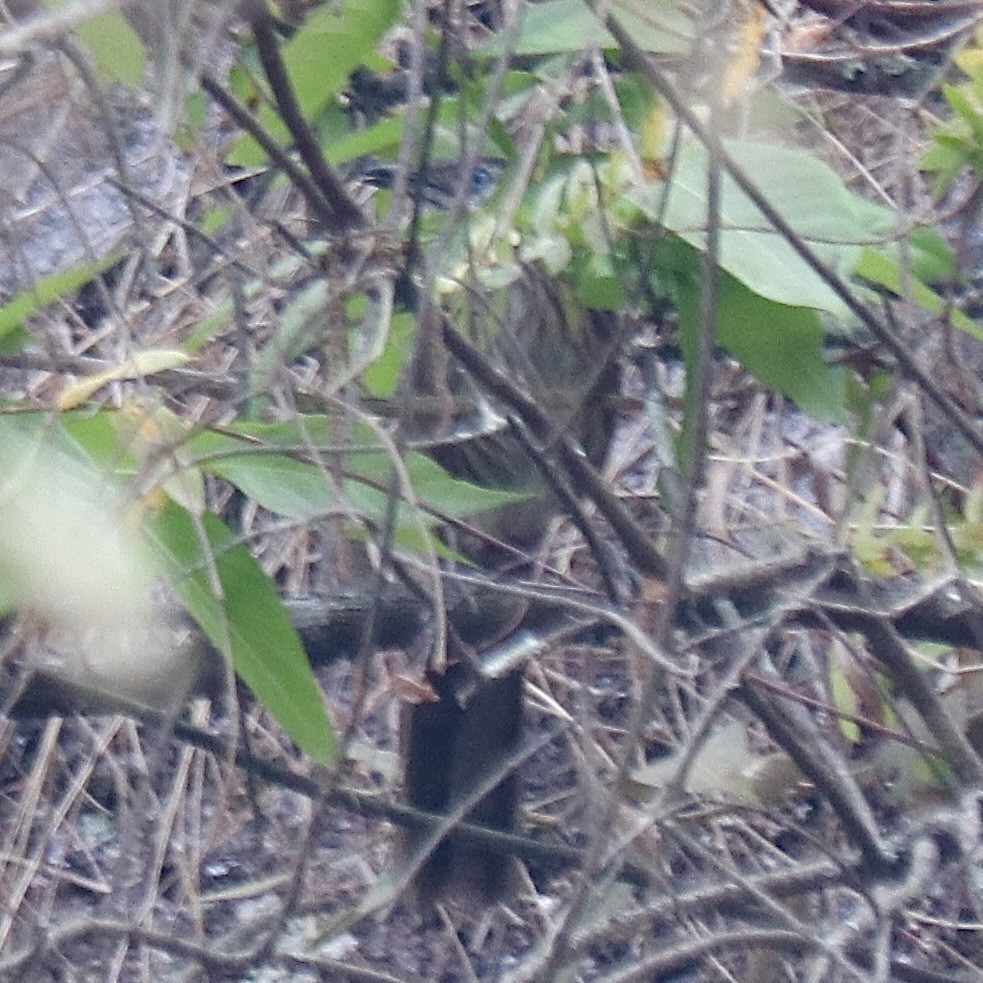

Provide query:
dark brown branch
left=506, top=415, right=625, bottom=603
left=843, top=582, right=983, bottom=787
left=738, top=676, right=898, bottom=876
left=200, top=71, right=342, bottom=234
left=247, top=5, right=365, bottom=232
left=9, top=554, right=983, bottom=718
left=439, top=316, right=671, bottom=579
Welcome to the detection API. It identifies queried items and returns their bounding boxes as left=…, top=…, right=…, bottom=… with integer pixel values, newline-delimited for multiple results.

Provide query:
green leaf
left=576, top=253, right=625, bottom=310
left=189, top=425, right=525, bottom=525
left=201, top=205, right=232, bottom=236
left=671, top=241, right=846, bottom=421
left=608, top=1, right=696, bottom=57
left=323, top=114, right=404, bottom=165
left=145, top=503, right=335, bottom=764
left=75, top=10, right=146, bottom=87
left=47, top=410, right=133, bottom=476
left=252, top=279, right=331, bottom=392
left=0, top=254, right=121, bottom=342
left=922, top=134, right=968, bottom=169
left=0, top=326, right=30, bottom=355
left=210, top=416, right=337, bottom=446
left=177, top=90, right=208, bottom=152
left=362, top=310, right=413, bottom=398
left=496, top=0, right=605, bottom=55
left=284, top=0, right=401, bottom=119
left=943, top=84, right=983, bottom=147
left=722, top=285, right=845, bottom=423
left=902, top=226, right=957, bottom=284
left=397, top=451, right=529, bottom=518
left=201, top=445, right=338, bottom=521
left=828, top=657, right=861, bottom=744
left=854, top=247, right=983, bottom=341
left=42, top=1, right=145, bottom=87
left=632, top=139, right=896, bottom=321
left=494, top=0, right=691, bottom=57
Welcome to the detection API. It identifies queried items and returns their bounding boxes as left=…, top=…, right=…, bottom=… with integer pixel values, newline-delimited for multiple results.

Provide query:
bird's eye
left=469, top=164, right=500, bottom=202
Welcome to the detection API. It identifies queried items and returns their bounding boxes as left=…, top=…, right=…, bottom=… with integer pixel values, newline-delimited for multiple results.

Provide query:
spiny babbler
left=360, top=157, right=504, bottom=210
left=401, top=265, right=620, bottom=904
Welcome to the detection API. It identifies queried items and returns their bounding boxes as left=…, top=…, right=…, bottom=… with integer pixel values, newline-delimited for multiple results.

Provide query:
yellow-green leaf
left=57, top=350, right=190, bottom=410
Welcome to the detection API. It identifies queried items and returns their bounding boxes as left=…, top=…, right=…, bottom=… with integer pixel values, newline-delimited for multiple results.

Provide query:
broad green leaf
left=902, top=226, right=957, bottom=284
left=210, top=416, right=337, bottom=447
left=922, top=75, right=983, bottom=193
left=284, top=0, right=400, bottom=119
left=398, top=451, right=529, bottom=517
left=54, top=410, right=135, bottom=475
left=718, top=280, right=845, bottom=423
left=224, top=60, right=292, bottom=167
left=189, top=427, right=524, bottom=524
left=576, top=253, right=625, bottom=310
left=45, top=405, right=205, bottom=514
left=494, top=0, right=691, bottom=57
left=609, top=1, right=696, bottom=57
left=494, top=0, right=605, bottom=55
left=0, top=325, right=29, bottom=354
left=145, top=503, right=335, bottom=764
left=632, top=139, right=897, bottom=320
left=201, top=447, right=338, bottom=520
left=921, top=138, right=969, bottom=195
left=323, top=114, right=404, bottom=165
left=226, top=0, right=403, bottom=166
left=944, top=84, right=983, bottom=146
left=672, top=241, right=846, bottom=422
